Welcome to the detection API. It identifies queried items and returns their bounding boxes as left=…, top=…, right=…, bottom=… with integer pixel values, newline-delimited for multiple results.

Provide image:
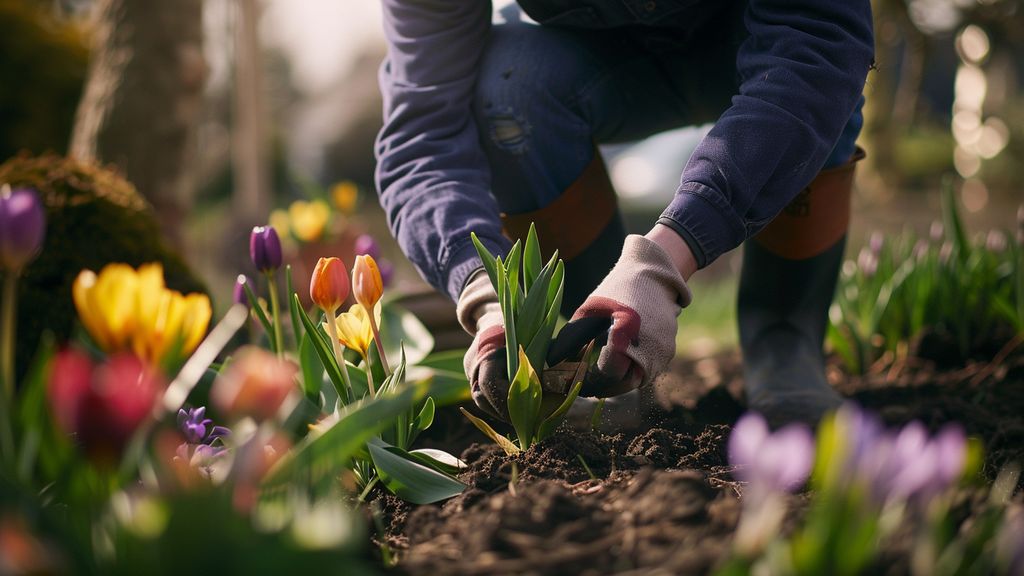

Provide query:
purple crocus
left=729, top=412, right=814, bottom=496
left=0, top=185, right=46, bottom=272
left=233, top=274, right=251, bottom=307
left=250, top=226, right=282, bottom=272
left=857, top=247, right=878, bottom=279
left=353, top=234, right=380, bottom=260
left=869, top=231, right=884, bottom=255
left=177, top=406, right=230, bottom=446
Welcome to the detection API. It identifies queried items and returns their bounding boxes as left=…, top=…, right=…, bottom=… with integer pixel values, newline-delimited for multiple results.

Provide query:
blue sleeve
left=375, top=0, right=511, bottom=302
left=658, top=0, right=874, bottom=267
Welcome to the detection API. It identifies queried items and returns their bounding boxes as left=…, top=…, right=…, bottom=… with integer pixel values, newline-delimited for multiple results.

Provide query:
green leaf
left=505, top=240, right=524, bottom=312
left=408, top=371, right=470, bottom=406
left=498, top=263, right=520, bottom=379
left=286, top=265, right=303, bottom=354
left=517, top=260, right=555, bottom=355
left=408, top=448, right=466, bottom=475
left=412, top=397, right=435, bottom=438
left=293, top=294, right=350, bottom=404
left=471, top=232, right=501, bottom=292
left=298, top=333, right=323, bottom=405
left=415, top=349, right=468, bottom=374
left=264, top=382, right=425, bottom=487
left=379, top=303, right=434, bottom=366
left=459, top=408, right=521, bottom=456
left=243, top=281, right=276, bottom=351
left=507, top=347, right=543, bottom=451
left=523, top=223, right=543, bottom=292
left=367, top=438, right=466, bottom=504
left=545, top=253, right=563, bottom=310
left=537, top=381, right=582, bottom=441
left=941, top=175, right=970, bottom=265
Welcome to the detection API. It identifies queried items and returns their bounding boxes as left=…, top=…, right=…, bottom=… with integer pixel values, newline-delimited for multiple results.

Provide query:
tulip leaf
left=298, top=333, right=323, bottom=405
left=379, top=303, right=434, bottom=366
left=286, top=265, right=304, bottom=355
left=408, top=447, right=466, bottom=475
left=412, top=396, right=435, bottom=440
left=293, top=294, right=350, bottom=405
left=459, top=408, right=521, bottom=456
left=243, top=281, right=276, bottom=352
left=367, top=438, right=466, bottom=504
left=537, top=381, right=582, bottom=441
left=545, top=256, right=564, bottom=312
left=416, top=349, right=467, bottom=374
left=941, top=175, right=970, bottom=265
left=505, top=240, right=524, bottom=312
left=507, top=347, right=542, bottom=451
left=265, top=381, right=426, bottom=487
left=471, top=232, right=502, bottom=292
left=523, top=223, right=543, bottom=292
left=517, top=259, right=555, bottom=356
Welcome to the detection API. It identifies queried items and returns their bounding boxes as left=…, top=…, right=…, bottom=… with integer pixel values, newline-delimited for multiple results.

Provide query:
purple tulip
left=353, top=234, right=380, bottom=260
left=729, top=412, right=814, bottom=496
left=250, top=226, right=282, bottom=272
left=233, top=274, right=251, bottom=307
left=0, top=186, right=46, bottom=272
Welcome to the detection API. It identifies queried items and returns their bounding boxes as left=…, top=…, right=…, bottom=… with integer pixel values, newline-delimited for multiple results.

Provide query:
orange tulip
left=211, top=346, right=298, bottom=422
left=352, top=254, right=383, bottom=310
left=309, top=257, right=349, bottom=314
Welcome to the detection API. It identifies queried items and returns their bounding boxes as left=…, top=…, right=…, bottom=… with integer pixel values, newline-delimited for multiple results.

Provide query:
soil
left=371, top=342, right=1024, bottom=575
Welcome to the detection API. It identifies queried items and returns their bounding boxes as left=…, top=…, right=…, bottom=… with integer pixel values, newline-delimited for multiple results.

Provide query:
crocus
left=48, top=349, right=163, bottom=463
left=352, top=254, right=383, bottom=310
left=353, top=234, right=380, bottom=260
left=309, top=257, right=349, bottom=314
left=233, top=275, right=250, bottom=307
left=211, top=346, right=298, bottom=422
left=250, top=226, right=282, bottom=273
left=72, top=263, right=211, bottom=367
left=177, top=406, right=230, bottom=446
left=729, top=412, right=814, bottom=496
left=0, top=185, right=46, bottom=273
left=327, top=303, right=377, bottom=359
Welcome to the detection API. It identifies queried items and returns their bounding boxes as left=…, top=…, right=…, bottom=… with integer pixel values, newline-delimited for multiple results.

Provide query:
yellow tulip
left=326, top=302, right=380, bottom=359
left=268, top=209, right=291, bottom=241
left=72, top=263, right=212, bottom=367
left=352, top=254, right=383, bottom=311
left=330, top=181, right=358, bottom=214
left=288, top=199, right=330, bottom=243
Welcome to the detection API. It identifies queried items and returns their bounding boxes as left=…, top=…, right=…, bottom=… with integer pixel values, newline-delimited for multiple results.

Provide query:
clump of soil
left=373, top=346, right=1024, bottom=575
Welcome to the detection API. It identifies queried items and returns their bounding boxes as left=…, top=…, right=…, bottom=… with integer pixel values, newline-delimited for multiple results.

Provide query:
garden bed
left=375, top=346, right=1024, bottom=575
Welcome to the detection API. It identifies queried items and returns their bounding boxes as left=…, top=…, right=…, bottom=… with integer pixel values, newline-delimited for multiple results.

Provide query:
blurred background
left=2, top=0, right=1022, bottom=354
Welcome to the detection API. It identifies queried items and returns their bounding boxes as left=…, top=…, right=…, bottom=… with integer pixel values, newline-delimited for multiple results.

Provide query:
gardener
left=374, top=0, right=874, bottom=426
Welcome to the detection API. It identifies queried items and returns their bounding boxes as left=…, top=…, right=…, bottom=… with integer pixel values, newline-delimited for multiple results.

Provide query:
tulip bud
left=250, top=226, right=282, bottom=272
left=0, top=185, right=46, bottom=272
left=48, top=349, right=163, bottom=464
left=233, top=275, right=251, bottom=307
left=211, top=346, right=297, bottom=422
left=352, top=254, right=383, bottom=310
left=353, top=234, right=380, bottom=260
left=309, top=257, right=350, bottom=314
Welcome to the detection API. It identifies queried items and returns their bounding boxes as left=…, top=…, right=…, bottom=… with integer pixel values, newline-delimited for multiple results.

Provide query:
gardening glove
left=548, top=234, right=692, bottom=397
left=457, top=270, right=509, bottom=420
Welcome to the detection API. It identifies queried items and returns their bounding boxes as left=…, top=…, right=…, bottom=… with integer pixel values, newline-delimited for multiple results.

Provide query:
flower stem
left=324, top=312, right=353, bottom=402
left=368, top=313, right=390, bottom=376
left=363, top=353, right=376, bottom=397
left=0, top=272, right=19, bottom=464
left=265, top=271, right=284, bottom=357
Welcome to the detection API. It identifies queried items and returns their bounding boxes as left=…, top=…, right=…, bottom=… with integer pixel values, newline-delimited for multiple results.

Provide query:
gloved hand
left=457, top=270, right=509, bottom=419
left=548, top=234, right=692, bottom=397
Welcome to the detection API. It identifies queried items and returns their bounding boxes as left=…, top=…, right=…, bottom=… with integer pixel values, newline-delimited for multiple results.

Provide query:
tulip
left=211, top=346, right=298, bottom=422
left=72, top=263, right=211, bottom=367
left=309, top=257, right=350, bottom=314
left=0, top=185, right=46, bottom=273
left=48, top=349, right=163, bottom=464
left=233, top=275, right=250, bottom=307
left=328, top=303, right=376, bottom=360
left=353, top=234, right=380, bottom=260
left=330, top=181, right=358, bottom=214
left=289, top=199, right=330, bottom=243
left=250, top=226, right=282, bottom=273
left=352, top=254, right=389, bottom=374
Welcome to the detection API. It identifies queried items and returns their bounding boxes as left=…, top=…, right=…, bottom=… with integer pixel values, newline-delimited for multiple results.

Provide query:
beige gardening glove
left=548, top=235, right=692, bottom=397
left=457, top=270, right=509, bottom=419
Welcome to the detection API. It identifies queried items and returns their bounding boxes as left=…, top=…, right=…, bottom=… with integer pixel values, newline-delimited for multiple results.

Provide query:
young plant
left=460, top=347, right=584, bottom=454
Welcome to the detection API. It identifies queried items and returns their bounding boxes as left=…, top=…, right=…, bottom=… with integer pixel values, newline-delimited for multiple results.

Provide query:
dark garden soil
left=372, top=341, right=1024, bottom=575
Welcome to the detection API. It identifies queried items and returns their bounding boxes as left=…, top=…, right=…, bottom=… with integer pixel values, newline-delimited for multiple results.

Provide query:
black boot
left=737, top=150, right=863, bottom=427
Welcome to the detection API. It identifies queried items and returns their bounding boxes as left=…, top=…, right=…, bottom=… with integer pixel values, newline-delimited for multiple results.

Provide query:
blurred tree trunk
left=70, top=0, right=206, bottom=248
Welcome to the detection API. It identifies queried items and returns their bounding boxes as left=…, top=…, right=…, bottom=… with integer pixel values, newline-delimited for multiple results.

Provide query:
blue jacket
left=375, top=0, right=874, bottom=302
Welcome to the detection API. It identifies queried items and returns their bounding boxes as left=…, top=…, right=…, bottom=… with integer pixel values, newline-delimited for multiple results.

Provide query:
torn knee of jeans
left=488, top=113, right=531, bottom=155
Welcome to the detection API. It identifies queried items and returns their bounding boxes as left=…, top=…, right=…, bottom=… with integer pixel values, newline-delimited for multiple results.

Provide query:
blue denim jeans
left=473, top=16, right=864, bottom=218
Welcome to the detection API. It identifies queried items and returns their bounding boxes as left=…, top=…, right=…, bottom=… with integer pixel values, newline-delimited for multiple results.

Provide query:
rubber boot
left=738, top=149, right=864, bottom=427
left=501, top=150, right=626, bottom=317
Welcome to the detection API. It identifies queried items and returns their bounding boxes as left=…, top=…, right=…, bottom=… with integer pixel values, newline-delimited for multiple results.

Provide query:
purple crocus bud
left=930, top=221, right=944, bottom=243
left=932, top=423, right=967, bottom=485
left=233, top=274, right=251, bottom=307
left=379, top=259, right=394, bottom=288
left=883, top=421, right=936, bottom=501
left=869, top=231, right=884, bottom=255
left=0, top=185, right=46, bottom=272
left=250, top=226, right=282, bottom=272
left=177, top=406, right=213, bottom=444
left=353, top=234, right=380, bottom=260
left=729, top=412, right=814, bottom=495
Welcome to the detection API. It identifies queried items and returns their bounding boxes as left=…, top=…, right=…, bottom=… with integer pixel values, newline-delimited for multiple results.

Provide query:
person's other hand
left=457, top=271, right=509, bottom=419
left=548, top=234, right=692, bottom=397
